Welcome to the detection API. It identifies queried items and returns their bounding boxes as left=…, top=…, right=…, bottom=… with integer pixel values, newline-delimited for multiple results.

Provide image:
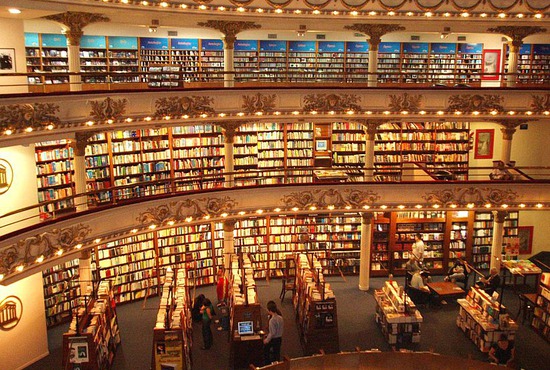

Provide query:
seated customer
left=476, top=267, right=501, bottom=296
left=488, top=333, right=515, bottom=366
left=445, top=257, right=471, bottom=283
left=406, top=257, right=429, bottom=292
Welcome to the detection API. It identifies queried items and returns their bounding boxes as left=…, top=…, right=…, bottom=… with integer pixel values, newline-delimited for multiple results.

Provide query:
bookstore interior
left=0, top=0, right=550, bottom=369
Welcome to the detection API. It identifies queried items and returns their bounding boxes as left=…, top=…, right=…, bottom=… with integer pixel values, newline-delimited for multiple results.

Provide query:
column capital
left=80, top=249, right=91, bottom=259
left=492, top=210, right=508, bottom=223
left=44, top=12, right=110, bottom=46
left=494, top=119, right=530, bottom=140
left=198, top=20, right=261, bottom=49
left=355, top=119, right=386, bottom=140
left=71, top=132, right=93, bottom=156
left=217, top=121, right=247, bottom=143
left=344, top=24, right=405, bottom=51
left=487, top=26, right=547, bottom=49
left=360, top=212, right=374, bottom=222
left=223, top=220, right=236, bottom=232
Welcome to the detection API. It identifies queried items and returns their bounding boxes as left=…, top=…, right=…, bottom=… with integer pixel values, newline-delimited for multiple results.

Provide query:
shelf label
left=403, top=42, right=429, bottom=54
left=458, top=43, right=482, bottom=54
left=346, top=41, right=369, bottom=53
left=318, top=41, right=344, bottom=53
left=235, top=40, right=258, bottom=51
left=533, top=44, right=550, bottom=55
left=109, top=36, right=138, bottom=50
left=289, top=41, right=316, bottom=52
left=431, top=43, right=457, bottom=54
left=260, top=40, right=287, bottom=52
left=81, top=35, right=106, bottom=49
left=379, top=42, right=401, bottom=54
left=24, top=33, right=39, bottom=47
left=201, top=39, right=224, bottom=51
left=41, top=34, right=67, bottom=47
left=171, top=38, right=199, bottom=50
left=140, top=37, right=169, bottom=50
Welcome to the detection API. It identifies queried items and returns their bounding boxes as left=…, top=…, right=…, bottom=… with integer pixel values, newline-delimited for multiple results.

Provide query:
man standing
left=412, top=233, right=425, bottom=264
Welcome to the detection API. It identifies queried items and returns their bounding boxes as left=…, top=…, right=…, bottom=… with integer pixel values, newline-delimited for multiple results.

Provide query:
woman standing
left=263, top=300, right=284, bottom=365
left=200, top=298, right=214, bottom=350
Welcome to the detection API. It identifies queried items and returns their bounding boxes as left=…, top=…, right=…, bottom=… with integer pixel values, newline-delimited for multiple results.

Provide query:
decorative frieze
left=44, top=12, right=110, bottom=46
left=0, top=103, right=60, bottom=131
left=197, top=20, right=261, bottom=48
left=303, top=93, right=361, bottom=112
left=422, top=187, right=518, bottom=207
left=282, top=189, right=380, bottom=209
left=89, top=97, right=127, bottom=121
left=155, top=95, right=215, bottom=117
left=487, top=26, right=547, bottom=48
left=242, top=93, right=276, bottom=113
left=531, top=94, right=550, bottom=112
left=388, top=93, right=422, bottom=112
left=447, top=94, right=503, bottom=113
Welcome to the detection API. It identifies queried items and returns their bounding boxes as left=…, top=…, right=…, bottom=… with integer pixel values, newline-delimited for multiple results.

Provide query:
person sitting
left=406, top=257, right=429, bottom=292
left=476, top=267, right=501, bottom=296
left=488, top=333, right=515, bottom=366
left=445, top=257, right=471, bottom=285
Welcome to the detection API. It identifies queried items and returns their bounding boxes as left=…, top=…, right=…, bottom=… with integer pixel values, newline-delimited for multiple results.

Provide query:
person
left=200, top=298, right=214, bottom=350
left=263, top=300, right=284, bottom=365
left=476, top=267, right=501, bottom=296
left=489, top=333, right=515, bottom=366
left=191, top=294, right=205, bottom=323
left=216, top=269, right=229, bottom=304
left=411, top=233, right=425, bottom=264
left=445, top=257, right=471, bottom=283
left=406, top=258, right=429, bottom=292
left=490, top=161, right=512, bottom=181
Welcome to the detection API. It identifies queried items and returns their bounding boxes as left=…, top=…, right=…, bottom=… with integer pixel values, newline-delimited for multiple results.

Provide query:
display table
left=501, top=260, right=542, bottom=293
left=426, top=281, right=466, bottom=303
left=313, top=169, right=348, bottom=182
left=374, top=280, right=423, bottom=346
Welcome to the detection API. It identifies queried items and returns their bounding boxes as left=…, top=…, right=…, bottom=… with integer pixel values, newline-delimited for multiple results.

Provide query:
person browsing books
left=263, top=300, right=284, bottom=365
left=411, top=233, right=425, bottom=264
left=476, top=267, right=501, bottom=296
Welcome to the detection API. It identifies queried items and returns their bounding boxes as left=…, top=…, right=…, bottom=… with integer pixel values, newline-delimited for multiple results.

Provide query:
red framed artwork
left=474, top=129, right=494, bottom=159
left=518, top=226, right=534, bottom=255
left=482, top=49, right=501, bottom=80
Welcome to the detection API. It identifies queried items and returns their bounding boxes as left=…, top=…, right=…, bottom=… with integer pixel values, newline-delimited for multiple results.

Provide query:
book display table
left=456, top=287, right=518, bottom=352
left=374, top=280, right=423, bottom=346
left=501, top=260, right=542, bottom=293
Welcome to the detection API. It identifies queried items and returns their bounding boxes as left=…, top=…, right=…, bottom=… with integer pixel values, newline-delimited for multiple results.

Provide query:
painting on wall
left=474, top=129, right=494, bottom=159
left=0, top=48, right=15, bottom=73
left=518, top=226, right=534, bottom=255
left=481, top=49, right=501, bottom=81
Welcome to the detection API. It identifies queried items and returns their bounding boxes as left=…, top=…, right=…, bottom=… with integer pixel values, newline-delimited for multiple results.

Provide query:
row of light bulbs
left=3, top=109, right=549, bottom=136
left=101, top=0, right=546, bottom=19
left=1, top=200, right=545, bottom=282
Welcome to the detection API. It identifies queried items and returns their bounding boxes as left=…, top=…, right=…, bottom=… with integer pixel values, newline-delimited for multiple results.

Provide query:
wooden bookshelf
left=285, top=121, right=313, bottom=183
left=43, top=258, right=80, bottom=327
left=170, top=38, right=200, bottom=83
left=429, top=43, right=457, bottom=85
left=317, top=41, right=345, bottom=82
left=345, top=41, right=369, bottom=83
left=532, top=273, right=550, bottom=342
left=259, top=40, right=287, bottom=82
left=401, top=42, right=429, bottom=84
left=200, top=39, right=224, bottom=81
left=107, top=36, right=140, bottom=84
left=288, top=41, right=316, bottom=82
left=456, top=43, right=483, bottom=85
left=85, top=133, right=112, bottom=205
left=257, top=122, right=285, bottom=185
left=332, top=121, right=365, bottom=167
left=377, top=42, right=402, bottom=84
left=371, top=214, right=391, bottom=276
left=80, top=36, right=108, bottom=84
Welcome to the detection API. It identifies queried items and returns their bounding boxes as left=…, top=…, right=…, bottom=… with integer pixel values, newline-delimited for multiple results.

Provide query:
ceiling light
left=25, top=127, right=33, bottom=133
left=433, top=204, right=440, bottom=209
left=332, top=11, right=339, bottom=15
left=275, top=9, right=283, bottom=14
left=450, top=204, right=457, bottom=208
left=8, top=8, right=21, bottom=14
left=256, top=209, right=264, bottom=214
left=131, top=229, right=138, bottom=233
left=238, top=211, right=245, bottom=215
left=480, top=13, right=487, bottom=18
left=415, top=205, right=422, bottom=209
left=461, top=12, right=470, bottom=17
left=149, top=224, right=157, bottom=229
left=16, top=265, right=24, bottom=272
left=5, top=129, right=13, bottom=135
left=312, top=10, right=320, bottom=15
left=75, top=244, right=82, bottom=249
left=369, top=11, right=377, bottom=16
left=406, top=12, right=414, bottom=16
left=519, top=204, right=526, bottom=208
left=0, top=274, right=3, bottom=281
left=221, top=213, right=228, bottom=217
left=274, top=208, right=281, bottom=212
left=237, top=7, right=245, bottom=12
left=425, top=12, right=433, bottom=17
left=380, top=205, right=388, bottom=209
left=388, top=11, right=395, bottom=16
left=484, top=203, right=492, bottom=208
left=95, top=238, right=102, bottom=243
left=199, top=5, right=207, bottom=10
left=535, top=14, right=542, bottom=19
left=159, top=2, right=169, bottom=7
left=536, top=203, right=543, bottom=208
left=256, top=8, right=264, bottom=13
left=516, top=14, right=524, bottom=18
left=398, top=205, right=405, bottom=209
left=36, top=255, right=44, bottom=263
left=467, top=203, right=474, bottom=209
left=498, top=13, right=506, bottom=18
left=56, top=249, right=63, bottom=256
left=292, top=207, right=299, bottom=212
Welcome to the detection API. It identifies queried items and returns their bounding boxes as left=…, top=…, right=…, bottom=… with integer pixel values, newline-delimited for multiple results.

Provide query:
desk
left=426, top=281, right=466, bottom=302
left=231, top=333, right=264, bottom=369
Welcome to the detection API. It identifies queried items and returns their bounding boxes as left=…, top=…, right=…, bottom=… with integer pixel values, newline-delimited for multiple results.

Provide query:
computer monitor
left=237, top=321, right=254, bottom=336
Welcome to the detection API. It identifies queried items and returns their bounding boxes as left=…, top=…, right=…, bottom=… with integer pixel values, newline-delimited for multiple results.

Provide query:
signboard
left=201, top=39, right=224, bottom=51
left=289, top=41, right=316, bottom=52
left=458, top=43, right=483, bottom=54
left=140, top=37, right=169, bottom=50
left=533, top=44, right=550, bottom=55
left=431, top=43, right=457, bottom=54
left=108, top=36, right=138, bottom=50
left=346, top=41, right=369, bottom=53
left=81, top=35, right=106, bottom=49
left=260, top=40, right=287, bottom=52
left=41, top=34, right=67, bottom=47
left=318, top=41, right=345, bottom=53
left=379, top=42, right=401, bottom=54
left=170, top=38, right=199, bottom=50
left=235, top=40, right=258, bottom=51
left=403, top=42, right=429, bottom=54
left=24, top=33, right=39, bottom=47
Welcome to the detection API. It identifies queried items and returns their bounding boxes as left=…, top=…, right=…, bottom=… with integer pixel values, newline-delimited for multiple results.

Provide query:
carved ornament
left=282, top=189, right=380, bottom=209
left=138, top=197, right=237, bottom=225
left=388, top=93, right=423, bottom=112
left=0, top=103, right=60, bottom=132
left=197, top=20, right=261, bottom=47
left=422, top=187, right=518, bottom=207
left=531, top=94, right=550, bottom=112
left=217, top=121, right=246, bottom=143
left=0, top=296, right=23, bottom=330
left=487, top=26, right=547, bottom=47
left=89, top=97, right=127, bottom=121
left=155, top=96, right=215, bottom=117
left=344, top=24, right=405, bottom=49
left=0, top=224, right=91, bottom=276
left=242, top=93, right=276, bottom=114
left=303, top=93, right=361, bottom=112
left=447, top=94, right=503, bottom=113
left=44, top=12, right=110, bottom=45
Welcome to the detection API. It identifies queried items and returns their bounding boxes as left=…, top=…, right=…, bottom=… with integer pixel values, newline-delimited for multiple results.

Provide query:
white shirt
left=412, top=239, right=425, bottom=262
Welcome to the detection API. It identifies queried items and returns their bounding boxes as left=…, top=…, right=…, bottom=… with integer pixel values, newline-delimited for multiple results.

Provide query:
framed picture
left=0, top=48, right=15, bottom=73
left=518, top=226, right=534, bottom=255
left=481, top=49, right=501, bottom=80
left=474, top=129, right=494, bottom=159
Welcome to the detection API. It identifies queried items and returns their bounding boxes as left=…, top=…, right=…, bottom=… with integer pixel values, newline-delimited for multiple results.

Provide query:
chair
left=516, top=293, right=537, bottom=325
left=405, top=285, right=431, bottom=307
left=279, top=257, right=296, bottom=302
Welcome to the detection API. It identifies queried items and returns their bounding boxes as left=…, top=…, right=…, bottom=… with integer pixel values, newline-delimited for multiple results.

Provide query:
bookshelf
left=377, top=42, right=402, bottom=84
left=371, top=214, right=391, bottom=276
left=139, top=37, right=170, bottom=84
left=200, top=39, right=224, bottom=81
left=259, top=40, right=287, bottom=82
left=504, top=44, right=532, bottom=84
left=429, top=43, right=457, bottom=85
left=24, top=33, right=42, bottom=85
left=531, top=44, right=550, bottom=84
left=374, top=280, right=422, bottom=345
left=62, top=281, right=121, bottom=370
left=532, top=273, right=550, bottom=342
left=80, top=36, right=108, bottom=84
left=285, top=121, right=314, bottom=183
left=43, top=258, right=80, bottom=327
left=457, top=287, right=518, bottom=352
left=234, top=40, right=259, bottom=82
left=447, top=211, right=472, bottom=264
left=170, top=38, right=200, bottom=83
left=288, top=41, right=316, bottom=82
left=472, top=211, right=519, bottom=270
left=107, top=36, right=140, bottom=84
left=317, top=41, right=345, bottom=82
left=257, top=122, right=285, bottom=184
left=40, top=33, right=69, bottom=85
left=234, top=122, right=259, bottom=185
left=151, top=268, right=192, bottom=370
left=85, top=133, right=112, bottom=205
left=456, top=43, right=483, bottom=84
left=401, top=42, right=429, bottom=84
left=345, top=41, right=369, bottom=83
left=234, top=218, right=269, bottom=279
left=331, top=121, right=365, bottom=167
left=293, top=253, right=339, bottom=355
left=35, top=140, right=75, bottom=216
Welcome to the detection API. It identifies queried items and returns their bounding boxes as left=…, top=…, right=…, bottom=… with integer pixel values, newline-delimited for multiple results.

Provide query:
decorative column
left=344, top=24, right=405, bottom=87
left=198, top=20, right=261, bottom=88
left=490, top=211, right=507, bottom=272
left=496, top=119, right=527, bottom=165
left=359, top=120, right=385, bottom=180
left=72, top=133, right=89, bottom=212
left=79, top=249, right=93, bottom=295
left=487, top=26, right=546, bottom=87
left=223, top=220, right=236, bottom=270
left=218, top=121, right=244, bottom=188
left=359, top=213, right=374, bottom=291
left=45, top=12, right=109, bottom=92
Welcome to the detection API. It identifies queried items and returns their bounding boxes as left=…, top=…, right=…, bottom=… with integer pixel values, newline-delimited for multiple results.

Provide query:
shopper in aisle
left=488, top=333, right=516, bottom=366
left=263, top=300, right=284, bottom=365
left=200, top=298, right=215, bottom=350
left=216, top=269, right=230, bottom=331
left=412, top=233, right=425, bottom=265
left=476, top=267, right=501, bottom=296
left=191, top=294, right=205, bottom=323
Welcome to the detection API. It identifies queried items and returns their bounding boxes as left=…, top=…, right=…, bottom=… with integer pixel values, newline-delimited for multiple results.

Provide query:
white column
left=79, top=250, right=93, bottom=295
left=359, top=213, right=374, bottom=291
left=223, top=38, right=235, bottom=88
left=500, top=126, right=516, bottom=165
left=363, top=122, right=377, bottom=180
left=506, top=43, right=519, bottom=87
left=72, top=134, right=88, bottom=212
left=367, top=43, right=379, bottom=87
left=490, top=211, right=507, bottom=272
left=67, top=44, right=82, bottom=91
left=223, top=220, right=236, bottom=271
